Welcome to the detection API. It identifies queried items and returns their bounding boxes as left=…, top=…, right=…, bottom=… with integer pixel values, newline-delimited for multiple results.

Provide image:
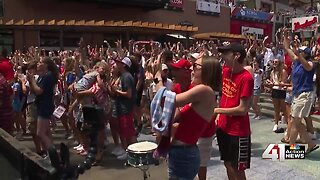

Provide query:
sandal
left=306, top=145, right=319, bottom=155
left=281, top=138, right=289, bottom=144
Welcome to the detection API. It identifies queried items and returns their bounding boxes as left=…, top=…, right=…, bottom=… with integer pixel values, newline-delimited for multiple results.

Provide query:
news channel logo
left=262, top=144, right=306, bottom=161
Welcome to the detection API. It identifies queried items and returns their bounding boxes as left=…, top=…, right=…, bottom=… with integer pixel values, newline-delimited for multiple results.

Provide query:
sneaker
left=80, top=150, right=88, bottom=156
left=111, top=146, right=121, bottom=155
left=254, top=116, right=261, bottom=120
left=43, top=154, right=51, bottom=164
left=76, top=146, right=85, bottom=152
left=67, top=134, right=74, bottom=140
left=273, top=124, right=278, bottom=132
left=309, top=132, right=317, bottom=140
left=73, top=144, right=82, bottom=150
left=77, top=148, right=86, bottom=154
left=274, top=128, right=285, bottom=133
left=117, top=153, right=127, bottom=160
left=15, top=132, right=24, bottom=141
left=312, top=111, right=320, bottom=115
left=112, top=147, right=126, bottom=156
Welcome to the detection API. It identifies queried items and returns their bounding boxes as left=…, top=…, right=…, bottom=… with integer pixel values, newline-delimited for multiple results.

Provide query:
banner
left=231, top=20, right=272, bottom=43
left=292, top=16, right=318, bottom=32
left=241, top=26, right=264, bottom=40
left=168, top=0, right=184, bottom=10
left=196, top=0, right=221, bottom=15
left=231, top=7, right=273, bottom=21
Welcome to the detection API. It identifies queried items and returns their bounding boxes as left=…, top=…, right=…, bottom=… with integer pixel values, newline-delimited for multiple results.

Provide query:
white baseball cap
left=190, top=53, right=200, bottom=59
left=162, top=64, right=168, bottom=71
left=120, top=57, right=132, bottom=67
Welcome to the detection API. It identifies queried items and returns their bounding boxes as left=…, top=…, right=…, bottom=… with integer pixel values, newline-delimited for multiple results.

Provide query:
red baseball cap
left=170, top=59, right=192, bottom=70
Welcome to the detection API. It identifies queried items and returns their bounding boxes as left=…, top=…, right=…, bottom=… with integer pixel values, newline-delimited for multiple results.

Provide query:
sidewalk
left=18, top=113, right=320, bottom=180
left=207, top=114, right=320, bottom=180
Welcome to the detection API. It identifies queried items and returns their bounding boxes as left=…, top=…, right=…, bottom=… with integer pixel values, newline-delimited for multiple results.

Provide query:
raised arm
left=283, top=28, right=299, bottom=61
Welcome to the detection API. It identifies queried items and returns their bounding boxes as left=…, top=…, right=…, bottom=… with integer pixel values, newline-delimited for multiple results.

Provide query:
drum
left=127, top=141, right=158, bottom=167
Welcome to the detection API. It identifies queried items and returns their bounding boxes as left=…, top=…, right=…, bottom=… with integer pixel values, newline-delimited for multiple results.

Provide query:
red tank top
left=174, top=104, right=215, bottom=144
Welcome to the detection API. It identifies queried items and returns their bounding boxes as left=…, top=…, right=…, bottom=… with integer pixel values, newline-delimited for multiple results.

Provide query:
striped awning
left=192, top=32, right=249, bottom=40
left=0, top=19, right=198, bottom=32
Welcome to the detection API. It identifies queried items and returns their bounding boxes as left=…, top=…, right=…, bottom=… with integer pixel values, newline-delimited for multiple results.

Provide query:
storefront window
left=103, top=33, right=123, bottom=47
left=40, top=30, right=60, bottom=47
left=63, top=31, right=81, bottom=47
left=261, top=2, right=271, bottom=13
left=0, top=0, right=4, bottom=17
left=0, top=30, right=13, bottom=54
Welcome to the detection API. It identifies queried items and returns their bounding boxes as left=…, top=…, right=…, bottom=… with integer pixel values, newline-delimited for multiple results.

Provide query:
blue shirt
left=35, top=71, right=56, bottom=117
left=292, top=60, right=315, bottom=96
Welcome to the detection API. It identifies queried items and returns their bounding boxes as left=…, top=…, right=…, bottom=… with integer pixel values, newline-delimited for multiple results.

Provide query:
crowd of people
left=0, top=27, right=320, bottom=180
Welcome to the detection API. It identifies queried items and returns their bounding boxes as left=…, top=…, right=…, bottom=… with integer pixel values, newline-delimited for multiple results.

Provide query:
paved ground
left=15, top=113, right=320, bottom=180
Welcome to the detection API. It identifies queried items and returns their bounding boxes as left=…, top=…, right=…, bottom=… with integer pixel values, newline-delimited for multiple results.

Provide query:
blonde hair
left=64, top=57, right=75, bottom=72
left=273, top=59, right=284, bottom=82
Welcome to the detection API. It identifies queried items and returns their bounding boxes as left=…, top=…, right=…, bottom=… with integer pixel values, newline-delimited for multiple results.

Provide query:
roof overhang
left=0, top=19, right=198, bottom=33
left=192, top=32, right=249, bottom=40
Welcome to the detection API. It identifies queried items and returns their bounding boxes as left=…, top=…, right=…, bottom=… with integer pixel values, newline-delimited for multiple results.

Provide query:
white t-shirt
left=25, top=75, right=39, bottom=104
left=264, top=48, right=274, bottom=67
left=163, top=78, right=173, bottom=90
left=253, top=69, right=263, bottom=89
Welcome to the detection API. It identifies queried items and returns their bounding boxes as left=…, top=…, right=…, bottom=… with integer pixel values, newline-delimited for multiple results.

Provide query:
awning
left=0, top=19, right=198, bottom=32
left=192, top=32, right=249, bottom=40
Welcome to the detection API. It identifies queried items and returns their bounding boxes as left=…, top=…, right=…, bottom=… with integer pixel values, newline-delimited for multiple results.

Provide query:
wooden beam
left=48, top=20, right=56, bottom=25
left=6, top=19, right=14, bottom=25
left=57, top=20, right=65, bottom=25
left=105, top=20, right=114, bottom=26
left=24, top=19, right=35, bottom=25
left=169, top=24, right=175, bottom=30
left=141, top=22, right=149, bottom=28
left=124, top=21, right=133, bottom=26
left=66, top=20, right=75, bottom=26
left=114, top=21, right=124, bottom=26
left=95, top=20, right=105, bottom=26
left=133, top=21, right=142, bottom=27
left=75, top=20, right=85, bottom=25
left=38, top=20, right=45, bottom=25
left=85, top=20, right=95, bottom=26
left=15, top=20, right=24, bottom=25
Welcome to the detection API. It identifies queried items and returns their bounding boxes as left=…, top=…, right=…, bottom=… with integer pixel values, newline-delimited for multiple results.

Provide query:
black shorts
left=136, top=87, right=143, bottom=107
left=271, top=89, right=286, bottom=99
left=216, top=128, right=251, bottom=171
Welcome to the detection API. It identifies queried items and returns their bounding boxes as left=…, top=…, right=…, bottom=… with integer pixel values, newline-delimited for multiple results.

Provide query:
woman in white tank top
left=266, top=59, right=288, bottom=132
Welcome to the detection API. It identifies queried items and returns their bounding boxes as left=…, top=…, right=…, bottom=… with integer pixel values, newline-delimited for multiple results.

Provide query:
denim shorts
left=285, top=92, right=293, bottom=104
left=253, top=88, right=261, bottom=96
left=168, top=145, right=200, bottom=180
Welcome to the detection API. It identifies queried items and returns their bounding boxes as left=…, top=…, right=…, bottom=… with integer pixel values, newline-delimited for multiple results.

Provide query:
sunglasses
left=193, top=62, right=202, bottom=70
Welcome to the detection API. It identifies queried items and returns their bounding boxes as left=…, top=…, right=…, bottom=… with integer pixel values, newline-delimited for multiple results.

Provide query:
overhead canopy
left=192, top=32, right=249, bottom=40
left=0, top=19, right=198, bottom=32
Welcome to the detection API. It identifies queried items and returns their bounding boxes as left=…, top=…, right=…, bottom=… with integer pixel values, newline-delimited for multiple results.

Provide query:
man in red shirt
left=170, top=58, right=192, bottom=93
left=0, top=49, right=14, bottom=85
left=214, top=44, right=254, bottom=180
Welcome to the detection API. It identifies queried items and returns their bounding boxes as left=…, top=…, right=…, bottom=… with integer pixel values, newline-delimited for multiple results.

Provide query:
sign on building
left=292, top=16, right=318, bottom=32
left=241, top=26, right=264, bottom=40
left=196, top=0, right=221, bottom=16
left=167, top=0, right=184, bottom=11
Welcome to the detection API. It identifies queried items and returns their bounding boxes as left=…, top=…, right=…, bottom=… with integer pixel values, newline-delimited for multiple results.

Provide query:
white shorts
left=197, top=136, right=213, bottom=167
left=291, top=92, right=313, bottom=118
